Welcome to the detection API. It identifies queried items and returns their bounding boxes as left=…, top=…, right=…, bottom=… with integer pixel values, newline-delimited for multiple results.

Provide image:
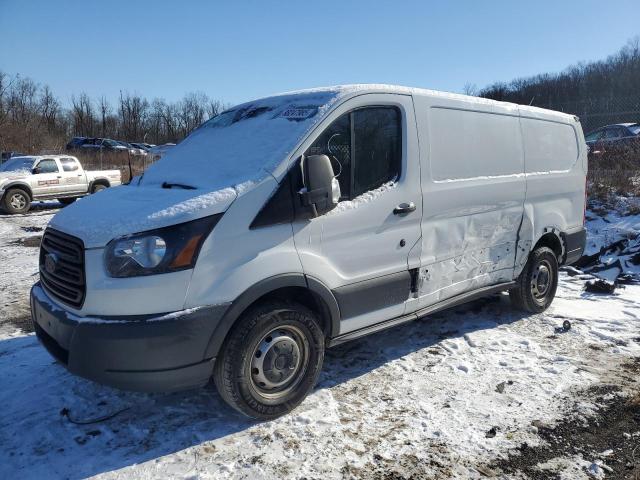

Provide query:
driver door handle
left=393, top=202, right=416, bottom=215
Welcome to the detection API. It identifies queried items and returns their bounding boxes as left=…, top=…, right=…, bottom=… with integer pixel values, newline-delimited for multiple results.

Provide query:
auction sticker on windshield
left=279, top=106, right=318, bottom=120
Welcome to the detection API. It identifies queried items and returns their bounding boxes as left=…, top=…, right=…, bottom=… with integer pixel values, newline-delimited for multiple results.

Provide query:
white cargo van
left=31, top=85, right=587, bottom=419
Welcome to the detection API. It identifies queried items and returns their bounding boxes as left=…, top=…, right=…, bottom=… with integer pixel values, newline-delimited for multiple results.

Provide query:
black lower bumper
left=31, top=283, right=230, bottom=392
left=563, top=227, right=587, bottom=266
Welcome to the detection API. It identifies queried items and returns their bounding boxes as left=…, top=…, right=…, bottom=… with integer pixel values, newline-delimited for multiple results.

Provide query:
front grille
left=39, top=228, right=86, bottom=308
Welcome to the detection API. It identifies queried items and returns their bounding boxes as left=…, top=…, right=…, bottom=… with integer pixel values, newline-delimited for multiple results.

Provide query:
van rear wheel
left=213, top=301, right=325, bottom=419
left=509, top=246, right=558, bottom=313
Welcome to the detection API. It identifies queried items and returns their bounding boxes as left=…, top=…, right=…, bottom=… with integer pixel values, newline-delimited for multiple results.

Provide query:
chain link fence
left=536, top=95, right=640, bottom=134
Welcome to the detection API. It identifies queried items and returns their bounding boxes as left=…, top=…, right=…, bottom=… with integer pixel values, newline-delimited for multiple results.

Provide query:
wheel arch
left=1, top=181, right=33, bottom=201
left=88, top=177, right=111, bottom=192
left=533, top=229, right=565, bottom=262
left=204, top=274, right=341, bottom=359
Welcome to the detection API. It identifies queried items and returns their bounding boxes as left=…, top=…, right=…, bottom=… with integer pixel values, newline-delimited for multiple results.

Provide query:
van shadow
left=0, top=293, right=530, bottom=479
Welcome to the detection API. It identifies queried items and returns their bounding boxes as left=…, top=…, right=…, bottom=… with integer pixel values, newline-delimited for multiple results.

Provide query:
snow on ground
left=0, top=201, right=60, bottom=337
left=0, top=203, right=639, bottom=479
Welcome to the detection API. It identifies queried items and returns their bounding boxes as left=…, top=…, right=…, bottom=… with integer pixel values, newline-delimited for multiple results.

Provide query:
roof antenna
left=529, top=96, right=535, bottom=106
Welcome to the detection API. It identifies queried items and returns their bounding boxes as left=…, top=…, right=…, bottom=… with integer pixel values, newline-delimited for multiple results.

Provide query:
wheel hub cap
left=10, top=193, right=26, bottom=209
left=532, top=262, right=551, bottom=299
left=251, top=330, right=301, bottom=391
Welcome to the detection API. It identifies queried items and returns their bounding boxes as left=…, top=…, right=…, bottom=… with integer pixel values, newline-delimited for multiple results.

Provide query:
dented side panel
left=411, top=95, right=526, bottom=311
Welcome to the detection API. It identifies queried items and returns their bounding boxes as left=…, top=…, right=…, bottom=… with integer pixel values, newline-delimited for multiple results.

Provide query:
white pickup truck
left=0, top=155, right=121, bottom=214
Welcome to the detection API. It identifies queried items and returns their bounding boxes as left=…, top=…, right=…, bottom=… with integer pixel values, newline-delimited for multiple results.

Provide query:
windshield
left=0, top=157, right=35, bottom=172
left=630, top=125, right=640, bottom=135
left=140, top=90, right=339, bottom=191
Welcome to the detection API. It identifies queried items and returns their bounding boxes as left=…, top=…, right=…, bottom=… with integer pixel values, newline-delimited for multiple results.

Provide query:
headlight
left=105, top=214, right=222, bottom=277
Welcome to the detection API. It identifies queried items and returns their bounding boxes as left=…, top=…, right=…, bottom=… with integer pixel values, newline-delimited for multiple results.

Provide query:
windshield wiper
left=162, top=181, right=196, bottom=190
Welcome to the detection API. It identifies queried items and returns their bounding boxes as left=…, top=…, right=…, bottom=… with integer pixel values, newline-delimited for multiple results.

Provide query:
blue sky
left=1, top=0, right=638, bottom=107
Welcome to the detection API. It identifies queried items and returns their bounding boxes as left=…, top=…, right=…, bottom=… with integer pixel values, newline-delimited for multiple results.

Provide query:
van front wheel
left=509, top=246, right=559, bottom=313
left=213, top=301, right=325, bottom=419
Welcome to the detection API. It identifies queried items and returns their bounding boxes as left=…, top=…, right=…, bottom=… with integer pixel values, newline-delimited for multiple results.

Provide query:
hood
left=49, top=184, right=238, bottom=248
left=0, top=170, right=29, bottom=183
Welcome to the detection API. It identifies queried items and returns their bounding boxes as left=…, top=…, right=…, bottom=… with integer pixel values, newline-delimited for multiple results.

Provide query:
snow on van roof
left=141, top=84, right=575, bottom=192
left=268, top=84, right=576, bottom=121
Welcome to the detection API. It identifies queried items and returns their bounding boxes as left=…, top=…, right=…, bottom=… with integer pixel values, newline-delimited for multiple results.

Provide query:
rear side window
left=60, top=158, right=79, bottom=172
left=520, top=118, right=578, bottom=173
left=429, top=108, right=523, bottom=181
left=36, top=159, right=59, bottom=174
left=305, top=106, right=402, bottom=200
left=603, top=128, right=622, bottom=140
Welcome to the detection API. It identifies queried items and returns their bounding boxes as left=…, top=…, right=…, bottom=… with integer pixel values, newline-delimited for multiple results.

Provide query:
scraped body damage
left=416, top=207, right=521, bottom=306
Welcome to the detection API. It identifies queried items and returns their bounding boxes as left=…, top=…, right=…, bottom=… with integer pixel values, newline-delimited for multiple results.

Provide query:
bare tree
left=462, top=83, right=478, bottom=97
left=70, top=93, right=95, bottom=137
left=118, top=91, right=149, bottom=141
left=98, top=95, right=111, bottom=138
left=39, top=85, right=60, bottom=131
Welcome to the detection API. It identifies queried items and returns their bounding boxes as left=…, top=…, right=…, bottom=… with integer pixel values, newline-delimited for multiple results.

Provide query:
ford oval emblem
left=44, top=253, right=59, bottom=275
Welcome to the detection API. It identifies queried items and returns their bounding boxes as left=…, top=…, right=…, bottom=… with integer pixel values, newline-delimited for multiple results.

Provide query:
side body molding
left=203, top=273, right=341, bottom=359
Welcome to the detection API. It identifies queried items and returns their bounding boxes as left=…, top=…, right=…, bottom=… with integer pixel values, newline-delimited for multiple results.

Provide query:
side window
left=304, top=106, right=402, bottom=200
left=585, top=130, right=603, bottom=142
left=353, top=108, right=401, bottom=197
left=305, top=112, right=352, bottom=199
left=60, top=158, right=79, bottom=172
left=603, top=128, right=621, bottom=140
left=36, top=159, right=59, bottom=174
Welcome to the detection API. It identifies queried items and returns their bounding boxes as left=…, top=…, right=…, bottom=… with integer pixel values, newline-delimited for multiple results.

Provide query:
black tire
left=91, top=183, right=107, bottom=194
left=509, top=246, right=559, bottom=313
left=2, top=188, right=31, bottom=214
left=213, top=300, right=325, bottom=419
left=58, top=197, right=78, bottom=206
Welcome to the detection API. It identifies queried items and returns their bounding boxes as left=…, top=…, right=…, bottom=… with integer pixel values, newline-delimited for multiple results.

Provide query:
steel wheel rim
left=531, top=259, right=552, bottom=301
left=249, top=324, right=309, bottom=399
left=10, top=193, right=26, bottom=209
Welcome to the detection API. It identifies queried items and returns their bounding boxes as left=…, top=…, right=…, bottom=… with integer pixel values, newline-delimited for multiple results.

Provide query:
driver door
left=30, top=158, right=64, bottom=196
left=293, top=94, right=422, bottom=335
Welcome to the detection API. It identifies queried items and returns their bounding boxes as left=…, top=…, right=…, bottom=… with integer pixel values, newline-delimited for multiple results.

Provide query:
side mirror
left=32, top=167, right=40, bottom=174
left=299, top=154, right=340, bottom=217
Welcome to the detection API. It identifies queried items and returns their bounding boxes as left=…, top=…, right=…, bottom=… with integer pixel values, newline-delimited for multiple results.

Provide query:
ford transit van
left=31, top=85, right=587, bottom=419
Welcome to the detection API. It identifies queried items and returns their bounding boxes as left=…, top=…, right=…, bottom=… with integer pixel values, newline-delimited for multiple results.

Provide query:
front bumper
left=31, top=283, right=230, bottom=392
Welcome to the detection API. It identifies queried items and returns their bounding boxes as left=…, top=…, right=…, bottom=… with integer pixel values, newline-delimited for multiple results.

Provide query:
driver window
left=36, top=159, right=59, bottom=174
left=305, top=112, right=352, bottom=199
left=304, top=106, right=402, bottom=201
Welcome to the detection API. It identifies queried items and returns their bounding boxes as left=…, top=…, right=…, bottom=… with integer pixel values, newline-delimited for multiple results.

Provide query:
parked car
left=31, top=85, right=586, bottom=419
left=130, top=142, right=152, bottom=152
left=116, top=141, right=146, bottom=156
left=66, top=137, right=130, bottom=153
left=585, top=122, right=640, bottom=160
left=66, top=137, right=87, bottom=150
left=0, top=155, right=121, bottom=214
left=147, top=143, right=175, bottom=162
left=1, top=151, right=27, bottom=162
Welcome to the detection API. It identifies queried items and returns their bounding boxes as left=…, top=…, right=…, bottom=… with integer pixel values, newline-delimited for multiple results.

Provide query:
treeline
left=475, top=38, right=640, bottom=132
left=0, top=71, right=228, bottom=154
